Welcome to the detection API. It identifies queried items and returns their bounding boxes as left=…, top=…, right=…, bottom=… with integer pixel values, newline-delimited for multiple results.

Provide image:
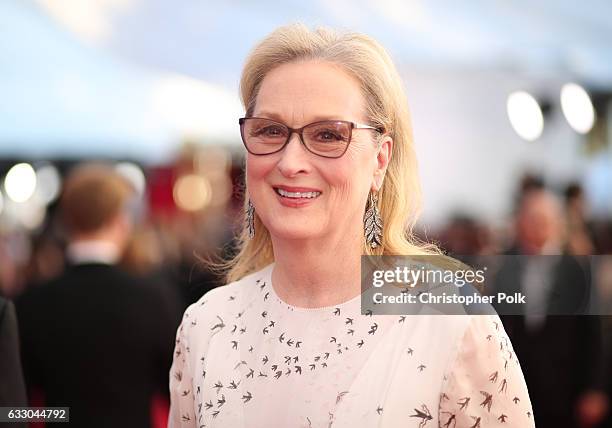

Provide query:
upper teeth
left=276, top=188, right=321, bottom=199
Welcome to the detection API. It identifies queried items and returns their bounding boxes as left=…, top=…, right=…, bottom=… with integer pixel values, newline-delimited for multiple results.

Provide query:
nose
left=276, top=132, right=311, bottom=178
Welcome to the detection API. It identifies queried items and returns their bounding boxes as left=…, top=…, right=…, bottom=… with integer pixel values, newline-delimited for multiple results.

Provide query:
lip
left=272, top=184, right=322, bottom=208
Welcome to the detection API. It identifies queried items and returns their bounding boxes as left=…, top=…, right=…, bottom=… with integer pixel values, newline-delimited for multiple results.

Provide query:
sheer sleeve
left=168, top=305, right=196, bottom=428
left=439, top=315, right=535, bottom=427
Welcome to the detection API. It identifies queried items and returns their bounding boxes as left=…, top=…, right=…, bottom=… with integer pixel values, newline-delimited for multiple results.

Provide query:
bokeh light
left=116, top=162, right=146, bottom=196
left=506, top=91, right=544, bottom=141
left=35, top=164, right=62, bottom=204
left=16, top=199, right=46, bottom=230
left=561, top=83, right=596, bottom=134
left=173, top=174, right=211, bottom=212
left=4, top=163, right=37, bottom=203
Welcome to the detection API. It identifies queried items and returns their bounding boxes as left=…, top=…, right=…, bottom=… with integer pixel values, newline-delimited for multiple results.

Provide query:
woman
left=169, top=24, right=534, bottom=427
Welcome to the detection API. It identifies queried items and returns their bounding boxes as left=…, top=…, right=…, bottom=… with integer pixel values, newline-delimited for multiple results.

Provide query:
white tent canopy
left=2, top=0, right=611, bottom=221
left=0, top=0, right=243, bottom=163
left=40, top=0, right=612, bottom=90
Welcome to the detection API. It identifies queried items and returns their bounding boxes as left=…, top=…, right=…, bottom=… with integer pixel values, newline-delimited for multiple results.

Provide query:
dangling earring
left=364, top=191, right=383, bottom=248
left=246, top=199, right=255, bottom=239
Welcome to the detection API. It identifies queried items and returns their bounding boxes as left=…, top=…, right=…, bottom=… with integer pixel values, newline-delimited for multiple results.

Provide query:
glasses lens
left=242, top=118, right=289, bottom=154
left=303, top=121, right=351, bottom=157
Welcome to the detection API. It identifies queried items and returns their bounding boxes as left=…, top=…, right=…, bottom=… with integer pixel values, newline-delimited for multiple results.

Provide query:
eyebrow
left=254, top=111, right=349, bottom=124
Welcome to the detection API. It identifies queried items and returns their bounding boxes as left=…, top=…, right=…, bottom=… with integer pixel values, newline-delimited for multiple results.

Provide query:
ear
left=372, top=135, right=393, bottom=191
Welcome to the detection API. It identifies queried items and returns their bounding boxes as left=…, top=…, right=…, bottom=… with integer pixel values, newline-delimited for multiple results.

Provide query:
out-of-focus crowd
left=1, top=162, right=611, bottom=428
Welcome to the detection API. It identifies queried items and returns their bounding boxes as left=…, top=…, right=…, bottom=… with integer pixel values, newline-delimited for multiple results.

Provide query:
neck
left=519, top=239, right=561, bottom=255
left=270, top=228, right=364, bottom=308
left=67, top=239, right=121, bottom=265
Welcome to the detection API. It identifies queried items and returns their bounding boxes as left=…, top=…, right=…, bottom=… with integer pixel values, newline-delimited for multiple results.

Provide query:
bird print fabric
left=437, top=315, right=535, bottom=427
left=168, top=263, right=534, bottom=427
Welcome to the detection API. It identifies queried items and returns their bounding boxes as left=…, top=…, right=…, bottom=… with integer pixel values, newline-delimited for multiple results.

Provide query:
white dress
left=168, top=263, right=535, bottom=427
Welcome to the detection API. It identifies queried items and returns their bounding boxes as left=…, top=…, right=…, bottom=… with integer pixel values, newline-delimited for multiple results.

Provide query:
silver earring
left=364, top=191, right=383, bottom=248
left=246, top=199, right=255, bottom=239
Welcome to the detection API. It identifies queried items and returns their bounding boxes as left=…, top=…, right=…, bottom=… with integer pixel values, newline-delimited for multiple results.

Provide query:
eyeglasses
left=238, top=117, right=383, bottom=159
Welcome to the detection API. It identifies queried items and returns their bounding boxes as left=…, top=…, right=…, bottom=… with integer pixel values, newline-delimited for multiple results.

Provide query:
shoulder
left=440, top=313, right=518, bottom=380
left=463, top=313, right=508, bottom=339
left=406, top=314, right=509, bottom=377
left=439, top=314, right=535, bottom=425
left=443, top=314, right=509, bottom=354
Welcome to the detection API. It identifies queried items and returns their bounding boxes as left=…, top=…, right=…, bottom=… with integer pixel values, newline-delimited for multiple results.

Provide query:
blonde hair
left=225, top=23, right=441, bottom=283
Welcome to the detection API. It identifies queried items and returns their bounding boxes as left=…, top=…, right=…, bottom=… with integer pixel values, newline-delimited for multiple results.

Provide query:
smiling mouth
left=274, top=188, right=322, bottom=199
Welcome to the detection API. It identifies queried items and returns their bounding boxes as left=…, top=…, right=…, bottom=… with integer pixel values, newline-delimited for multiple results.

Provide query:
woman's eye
left=317, top=131, right=342, bottom=141
left=258, top=126, right=285, bottom=137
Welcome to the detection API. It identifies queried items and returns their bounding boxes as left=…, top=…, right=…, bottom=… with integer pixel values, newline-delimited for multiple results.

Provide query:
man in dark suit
left=0, top=296, right=27, bottom=428
left=16, top=164, right=181, bottom=428
left=497, top=188, right=607, bottom=428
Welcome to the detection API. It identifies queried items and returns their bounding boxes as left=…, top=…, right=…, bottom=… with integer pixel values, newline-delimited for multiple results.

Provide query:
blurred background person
left=497, top=186, right=607, bottom=428
left=565, top=182, right=597, bottom=256
left=15, top=163, right=182, bottom=428
left=0, top=296, right=27, bottom=428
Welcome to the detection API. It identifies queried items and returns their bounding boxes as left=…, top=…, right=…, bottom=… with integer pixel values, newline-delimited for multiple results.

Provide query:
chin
left=265, top=221, right=323, bottom=242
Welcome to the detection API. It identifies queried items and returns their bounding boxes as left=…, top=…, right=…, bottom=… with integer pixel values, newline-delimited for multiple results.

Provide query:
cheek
left=329, top=146, right=375, bottom=194
left=322, top=159, right=369, bottom=202
left=246, top=156, right=275, bottom=187
left=325, top=165, right=352, bottom=197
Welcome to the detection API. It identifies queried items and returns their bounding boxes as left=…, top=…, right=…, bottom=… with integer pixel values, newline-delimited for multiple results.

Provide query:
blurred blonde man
left=16, top=163, right=181, bottom=428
